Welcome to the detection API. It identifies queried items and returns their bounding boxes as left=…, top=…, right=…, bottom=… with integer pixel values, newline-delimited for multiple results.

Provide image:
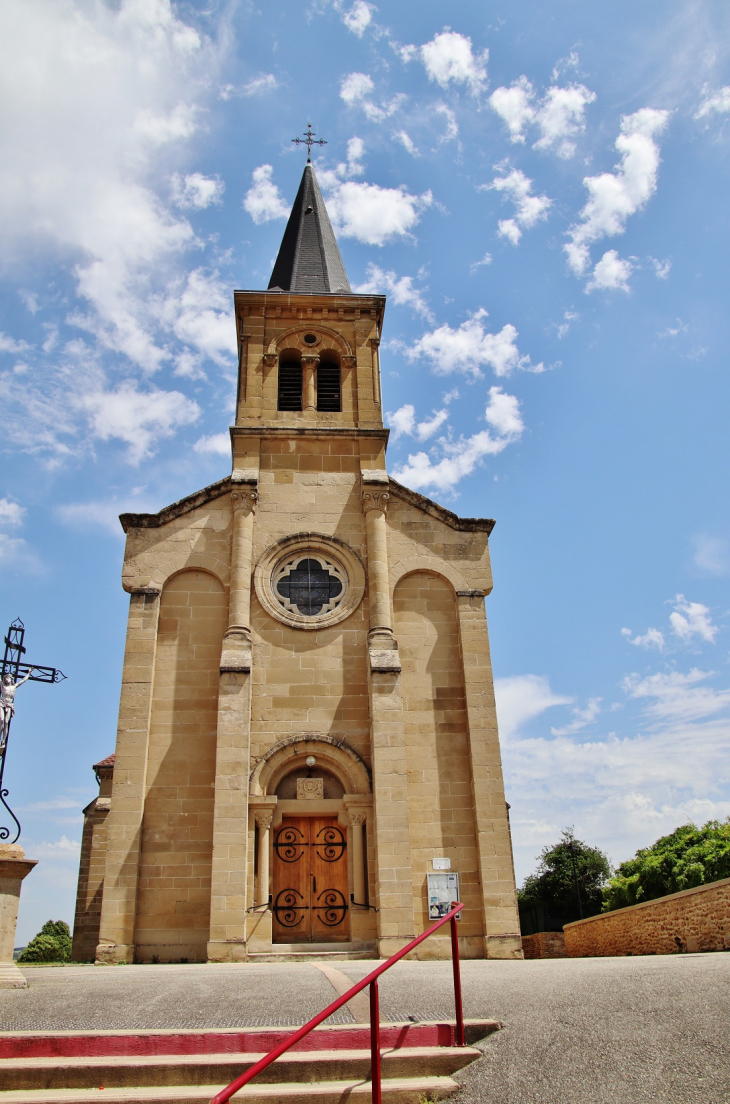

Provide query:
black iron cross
left=292, top=123, right=327, bottom=162
left=0, top=618, right=65, bottom=843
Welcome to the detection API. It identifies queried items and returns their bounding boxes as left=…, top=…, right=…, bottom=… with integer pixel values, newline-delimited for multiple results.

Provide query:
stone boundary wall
left=521, top=931, right=566, bottom=959
left=564, top=876, right=730, bottom=957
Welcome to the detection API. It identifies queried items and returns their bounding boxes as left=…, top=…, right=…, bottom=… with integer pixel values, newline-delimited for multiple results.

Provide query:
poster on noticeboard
left=427, top=872, right=461, bottom=920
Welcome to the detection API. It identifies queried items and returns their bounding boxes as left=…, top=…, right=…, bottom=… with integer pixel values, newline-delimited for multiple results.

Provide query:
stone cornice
left=388, top=478, right=495, bottom=535
left=119, top=477, right=232, bottom=532
left=117, top=469, right=495, bottom=536
left=230, top=427, right=390, bottom=440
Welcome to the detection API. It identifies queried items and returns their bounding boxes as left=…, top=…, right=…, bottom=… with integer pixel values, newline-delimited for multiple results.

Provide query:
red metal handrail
left=210, top=902, right=465, bottom=1104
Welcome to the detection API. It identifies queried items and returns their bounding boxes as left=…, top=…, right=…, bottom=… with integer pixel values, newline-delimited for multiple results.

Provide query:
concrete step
left=0, top=1075, right=460, bottom=1104
left=0, top=1045, right=482, bottom=1092
left=0, top=1020, right=499, bottom=1059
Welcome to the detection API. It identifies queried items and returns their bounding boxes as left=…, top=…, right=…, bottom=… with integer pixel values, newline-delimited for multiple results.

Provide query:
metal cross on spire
left=292, top=123, right=327, bottom=162
left=0, top=619, right=65, bottom=843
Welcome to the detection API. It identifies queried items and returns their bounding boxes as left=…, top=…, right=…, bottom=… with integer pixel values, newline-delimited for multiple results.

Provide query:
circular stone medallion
left=254, top=534, right=365, bottom=630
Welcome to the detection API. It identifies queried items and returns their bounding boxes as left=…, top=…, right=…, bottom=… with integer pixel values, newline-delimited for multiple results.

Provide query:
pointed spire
left=268, top=163, right=351, bottom=295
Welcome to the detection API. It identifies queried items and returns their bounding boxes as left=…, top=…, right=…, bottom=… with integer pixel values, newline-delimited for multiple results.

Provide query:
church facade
left=76, top=160, right=522, bottom=964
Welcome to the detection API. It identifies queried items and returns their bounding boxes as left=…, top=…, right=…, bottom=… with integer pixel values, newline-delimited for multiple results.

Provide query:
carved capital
left=370, top=338, right=380, bottom=349
left=301, top=353, right=320, bottom=367
left=255, top=810, right=273, bottom=830
left=348, top=810, right=367, bottom=827
left=231, top=489, right=258, bottom=516
left=341, top=355, right=357, bottom=371
left=263, top=353, right=278, bottom=369
left=361, top=490, right=390, bottom=515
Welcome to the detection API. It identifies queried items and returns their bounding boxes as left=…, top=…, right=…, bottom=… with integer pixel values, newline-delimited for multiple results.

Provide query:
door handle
left=312, top=875, right=317, bottom=893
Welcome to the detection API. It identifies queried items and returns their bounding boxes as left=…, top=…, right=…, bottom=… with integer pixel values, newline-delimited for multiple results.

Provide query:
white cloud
left=488, top=76, right=535, bottom=143
left=0, top=331, right=31, bottom=354
left=323, top=180, right=432, bottom=246
left=420, top=30, right=488, bottom=96
left=565, top=108, right=670, bottom=277
left=495, top=674, right=573, bottom=740
left=470, top=252, right=493, bottom=273
left=551, top=51, right=581, bottom=83
left=434, top=103, right=459, bottom=143
left=621, top=626, right=666, bottom=650
left=386, top=403, right=448, bottom=441
left=0, top=498, right=25, bottom=528
left=391, top=385, right=523, bottom=492
left=551, top=697, right=602, bottom=736
left=406, top=309, right=542, bottom=377
left=341, top=1, right=374, bottom=36
left=56, top=500, right=134, bottom=537
left=172, top=172, right=225, bottom=210
left=193, top=431, right=230, bottom=455
left=354, top=263, right=432, bottom=317
left=26, top=835, right=81, bottom=861
left=487, top=168, right=552, bottom=245
left=394, top=130, right=418, bottom=156
left=585, top=249, right=633, bottom=293
left=555, top=310, right=578, bottom=339
left=0, top=0, right=219, bottom=375
left=220, top=73, right=278, bottom=99
left=669, top=594, right=718, bottom=643
left=489, top=77, right=595, bottom=156
left=533, top=84, right=597, bottom=158
left=650, top=257, right=671, bottom=279
left=693, top=533, right=730, bottom=577
left=243, top=164, right=290, bottom=224
left=695, top=85, right=730, bottom=119
left=81, top=381, right=200, bottom=464
left=623, top=668, right=730, bottom=723
left=339, top=72, right=403, bottom=122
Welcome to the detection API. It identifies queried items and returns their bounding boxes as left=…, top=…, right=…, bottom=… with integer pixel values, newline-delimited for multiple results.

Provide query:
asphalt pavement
left=1, top=953, right=727, bottom=1102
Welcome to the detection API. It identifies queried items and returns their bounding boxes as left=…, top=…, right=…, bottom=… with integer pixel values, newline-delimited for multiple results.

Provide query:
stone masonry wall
left=521, top=931, right=567, bottom=959
left=564, top=877, right=730, bottom=957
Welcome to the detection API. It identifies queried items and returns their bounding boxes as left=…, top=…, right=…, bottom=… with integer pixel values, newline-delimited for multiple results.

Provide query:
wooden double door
left=272, top=816, right=349, bottom=943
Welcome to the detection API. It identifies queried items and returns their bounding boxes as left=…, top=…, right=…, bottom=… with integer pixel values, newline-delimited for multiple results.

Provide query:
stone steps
left=0, top=1075, right=459, bottom=1103
left=0, top=1020, right=497, bottom=1104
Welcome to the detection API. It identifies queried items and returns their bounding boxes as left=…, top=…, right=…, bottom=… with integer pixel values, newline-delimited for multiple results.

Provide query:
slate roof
left=268, top=163, right=352, bottom=294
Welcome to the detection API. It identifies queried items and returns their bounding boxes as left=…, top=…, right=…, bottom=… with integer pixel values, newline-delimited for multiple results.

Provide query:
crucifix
left=292, top=123, right=327, bottom=162
left=0, top=619, right=65, bottom=844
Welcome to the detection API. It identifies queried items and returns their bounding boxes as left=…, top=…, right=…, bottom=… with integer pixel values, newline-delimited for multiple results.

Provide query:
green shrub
left=518, top=830, right=612, bottom=932
left=17, top=920, right=72, bottom=964
left=603, top=819, right=730, bottom=911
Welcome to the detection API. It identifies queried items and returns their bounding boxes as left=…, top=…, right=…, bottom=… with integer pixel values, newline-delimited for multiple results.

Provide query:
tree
left=518, top=830, right=612, bottom=933
left=603, top=819, right=730, bottom=912
left=17, top=920, right=72, bottom=964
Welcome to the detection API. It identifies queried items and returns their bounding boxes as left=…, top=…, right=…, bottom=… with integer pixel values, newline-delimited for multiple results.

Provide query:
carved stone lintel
left=456, top=589, right=487, bottom=598
left=231, top=469, right=259, bottom=485
left=341, top=355, right=357, bottom=370
left=254, top=810, right=274, bottom=830
left=231, top=489, right=258, bottom=516
left=360, top=469, right=389, bottom=486
left=129, top=585, right=162, bottom=597
left=361, top=491, right=389, bottom=514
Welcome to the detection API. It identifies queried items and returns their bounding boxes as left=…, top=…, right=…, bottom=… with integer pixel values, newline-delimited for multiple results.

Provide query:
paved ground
left=1, top=954, right=728, bottom=1102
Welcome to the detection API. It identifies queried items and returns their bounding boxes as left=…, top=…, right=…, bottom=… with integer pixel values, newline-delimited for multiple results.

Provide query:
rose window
left=273, top=555, right=346, bottom=618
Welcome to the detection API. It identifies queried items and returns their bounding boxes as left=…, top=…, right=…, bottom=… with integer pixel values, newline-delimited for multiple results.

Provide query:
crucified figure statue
left=0, top=669, right=34, bottom=752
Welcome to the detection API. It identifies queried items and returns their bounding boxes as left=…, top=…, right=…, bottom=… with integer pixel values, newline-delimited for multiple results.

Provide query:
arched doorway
left=249, top=736, right=372, bottom=947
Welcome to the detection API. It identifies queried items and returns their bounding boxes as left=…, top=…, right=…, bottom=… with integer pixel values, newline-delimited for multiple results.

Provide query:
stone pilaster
left=96, top=587, right=160, bottom=965
left=456, top=591, right=523, bottom=959
left=362, top=480, right=414, bottom=955
left=207, top=482, right=257, bottom=962
left=0, top=845, right=37, bottom=988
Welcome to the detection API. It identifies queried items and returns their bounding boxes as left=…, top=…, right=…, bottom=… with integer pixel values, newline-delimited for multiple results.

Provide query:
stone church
left=72, top=157, right=522, bottom=965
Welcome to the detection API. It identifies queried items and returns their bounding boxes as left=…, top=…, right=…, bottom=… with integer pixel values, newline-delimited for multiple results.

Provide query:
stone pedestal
left=0, top=844, right=37, bottom=989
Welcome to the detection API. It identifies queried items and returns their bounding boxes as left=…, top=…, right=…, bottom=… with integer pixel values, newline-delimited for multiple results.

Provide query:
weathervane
left=0, top=619, right=65, bottom=843
left=292, top=123, right=327, bottom=162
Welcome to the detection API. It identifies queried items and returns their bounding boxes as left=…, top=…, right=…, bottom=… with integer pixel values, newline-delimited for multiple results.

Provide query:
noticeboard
left=427, top=872, right=461, bottom=921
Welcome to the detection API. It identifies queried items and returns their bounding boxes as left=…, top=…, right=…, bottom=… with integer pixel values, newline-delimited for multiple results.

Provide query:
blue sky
left=1, top=0, right=729, bottom=942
